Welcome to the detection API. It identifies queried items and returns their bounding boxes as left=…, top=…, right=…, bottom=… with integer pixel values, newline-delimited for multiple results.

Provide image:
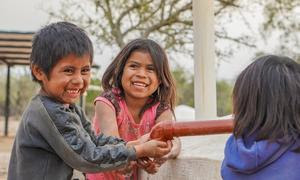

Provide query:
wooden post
left=4, top=64, right=11, bottom=136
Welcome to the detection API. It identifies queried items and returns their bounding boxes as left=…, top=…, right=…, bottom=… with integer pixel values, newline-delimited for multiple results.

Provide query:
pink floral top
left=86, top=93, right=160, bottom=180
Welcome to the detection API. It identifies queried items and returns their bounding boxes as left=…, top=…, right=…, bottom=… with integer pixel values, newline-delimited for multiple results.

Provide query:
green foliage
left=172, top=65, right=234, bottom=116
left=84, top=77, right=102, bottom=119
left=172, top=66, right=194, bottom=107
left=0, top=68, right=6, bottom=115
left=10, top=74, right=38, bottom=117
left=216, top=80, right=233, bottom=116
left=86, top=78, right=101, bottom=102
left=0, top=67, right=38, bottom=118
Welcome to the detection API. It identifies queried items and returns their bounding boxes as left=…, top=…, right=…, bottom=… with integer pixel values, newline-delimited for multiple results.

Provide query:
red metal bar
left=150, top=119, right=233, bottom=140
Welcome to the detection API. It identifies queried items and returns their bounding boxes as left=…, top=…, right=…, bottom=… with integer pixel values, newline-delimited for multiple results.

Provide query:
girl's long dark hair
left=233, top=55, right=300, bottom=144
left=102, top=38, right=176, bottom=117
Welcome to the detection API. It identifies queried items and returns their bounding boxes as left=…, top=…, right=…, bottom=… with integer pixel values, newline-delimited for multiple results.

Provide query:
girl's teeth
left=133, top=82, right=146, bottom=87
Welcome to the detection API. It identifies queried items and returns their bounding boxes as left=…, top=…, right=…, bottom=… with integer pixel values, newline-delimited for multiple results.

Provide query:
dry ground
left=0, top=117, right=19, bottom=180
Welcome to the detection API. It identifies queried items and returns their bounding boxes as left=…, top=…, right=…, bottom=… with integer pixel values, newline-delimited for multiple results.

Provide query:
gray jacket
left=8, top=95, right=136, bottom=180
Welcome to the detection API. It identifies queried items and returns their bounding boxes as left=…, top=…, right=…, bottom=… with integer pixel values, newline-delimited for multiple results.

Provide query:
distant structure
left=0, top=31, right=33, bottom=136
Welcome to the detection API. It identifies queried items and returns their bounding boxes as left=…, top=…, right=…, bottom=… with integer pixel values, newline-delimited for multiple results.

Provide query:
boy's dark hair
left=30, top=21, right=93, bottom=82
left=102, top=38, right=176, bottom=116
left=233, top=55, right=300, bottom=144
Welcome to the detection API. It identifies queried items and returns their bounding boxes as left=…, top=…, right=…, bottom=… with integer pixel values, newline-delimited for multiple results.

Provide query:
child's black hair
left=30, top=21, right=93, bottom=82
left=233, top=55, right=300, bottom=144
left=102, top=38, right=176, bottom=116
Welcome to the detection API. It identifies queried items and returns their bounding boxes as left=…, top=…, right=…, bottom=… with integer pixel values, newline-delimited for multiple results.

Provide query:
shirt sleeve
left=28, top=96, right=136, bottom=173
left=94, top=96, right=116, bottom=112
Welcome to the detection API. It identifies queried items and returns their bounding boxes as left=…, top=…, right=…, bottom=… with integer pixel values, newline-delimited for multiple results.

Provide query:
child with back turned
left=86, top=39, right=181, bottom=180
left=221, top=55, right=300, bottom=180
left=7, top=22, right=171, bottom=180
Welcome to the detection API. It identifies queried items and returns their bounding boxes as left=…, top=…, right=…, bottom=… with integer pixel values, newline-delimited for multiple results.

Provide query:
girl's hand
left=134, top=140, right=171, bottom=158
left=160, top=138, right=181, bottom=159
left=153, top=157, right=168, bottom=166
left=137, top=157, right=159, bottom=174
left=127, top=133, right=150, bottom=147
left=116, top=161, right=136, bottom=176
left=137, top=157, right=153, bottom=168
left=151, top=140, right=173, bottom=166
left=142, top=162, right=159, bottom=174
left=138, top=133, right=150, bottom=144
left=153, top=138, right=181, bottom=166
left=137, top=157, right=167, bottom=174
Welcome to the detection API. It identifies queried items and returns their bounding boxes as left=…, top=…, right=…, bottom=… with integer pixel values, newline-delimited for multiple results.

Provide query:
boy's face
left=33, top=53, right=91, bottom=104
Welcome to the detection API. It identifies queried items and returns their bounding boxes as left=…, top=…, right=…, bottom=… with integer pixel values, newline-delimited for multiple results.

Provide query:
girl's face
left=121, top=51, right=160, bottom=102
left=33, top=53, right=91, bottom=104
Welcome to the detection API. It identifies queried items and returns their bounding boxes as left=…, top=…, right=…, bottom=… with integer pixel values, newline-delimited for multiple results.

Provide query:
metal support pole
left=150, top=119, right=233, bottom=140
left=193, top=0, right=217, bottom=119
left=4, top=64, right=11, bottom=136
left=79, top=92, right=86, bottom=111
left=80, top=95, right=84, bottom=108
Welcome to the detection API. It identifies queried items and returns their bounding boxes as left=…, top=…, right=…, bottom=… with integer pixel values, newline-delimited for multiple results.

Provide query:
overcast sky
left=0, top=0, right=256, bottom=81
left=0, top=0, right=49, bottom=31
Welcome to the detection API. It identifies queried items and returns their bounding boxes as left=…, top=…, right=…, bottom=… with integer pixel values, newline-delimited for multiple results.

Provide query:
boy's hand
left=134, top=140, right=171, bottom=158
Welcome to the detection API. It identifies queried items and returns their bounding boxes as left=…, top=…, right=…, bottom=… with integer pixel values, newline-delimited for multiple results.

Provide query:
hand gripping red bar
left=150, top=119, right=233, bottom=140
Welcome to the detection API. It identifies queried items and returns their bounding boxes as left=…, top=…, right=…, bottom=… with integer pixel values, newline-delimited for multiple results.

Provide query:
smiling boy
left=7, top=22, right=171, bottom=180
left=32, top=53, right=91, bottom=104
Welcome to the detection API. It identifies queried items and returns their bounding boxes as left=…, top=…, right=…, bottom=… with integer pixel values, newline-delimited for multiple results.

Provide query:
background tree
left=0, top=67, right=6, bottom=116
left=11, top=70, right=38, bottom=117
left=44, top=0, right=299, bottom=117
left=170, top=66, right=234, bottom=116
left=0, top=67, right=38, bottom=118
left=216, top=80, right=233, bottom=116
left=85, top=73, right=102, bottom=118
left=46, top=0, right=299, bottom=61
left=260, top=0, right=300, bottom=62
left=47, top=0, right=258, bottom=60
left=172, top=65, right=194, bottom=107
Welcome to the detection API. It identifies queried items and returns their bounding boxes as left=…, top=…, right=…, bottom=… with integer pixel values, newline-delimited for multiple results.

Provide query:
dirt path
left=0, top=118, right=19, bottom=180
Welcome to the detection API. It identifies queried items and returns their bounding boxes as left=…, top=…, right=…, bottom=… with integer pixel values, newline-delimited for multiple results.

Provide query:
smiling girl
left=87, top=39, right=181, bottom=180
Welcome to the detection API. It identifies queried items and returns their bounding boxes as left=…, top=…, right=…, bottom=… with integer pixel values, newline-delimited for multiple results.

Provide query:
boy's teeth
left=67, top=90, right=79, bottom=93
